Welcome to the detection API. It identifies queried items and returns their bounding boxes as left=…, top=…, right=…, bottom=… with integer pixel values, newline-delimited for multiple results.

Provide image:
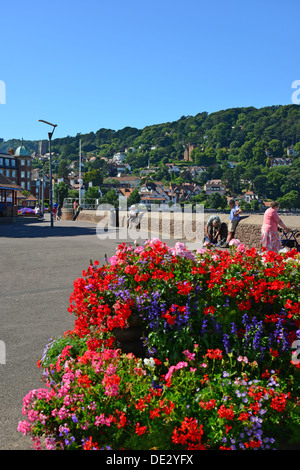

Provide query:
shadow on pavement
left=0, top=217, right=100, bottom=239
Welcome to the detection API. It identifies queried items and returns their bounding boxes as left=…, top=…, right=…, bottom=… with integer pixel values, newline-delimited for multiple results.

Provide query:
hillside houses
left=138, top=181, right=172, bottom=206
left=29, top=141, right=298, bottom=211
left=104, top=175, right=141, bottom=189
left=169, top=183, right=202, bottom=202
left=204, top=179, right=226, bottom=196
left=269, top=157, right=293, bottom=167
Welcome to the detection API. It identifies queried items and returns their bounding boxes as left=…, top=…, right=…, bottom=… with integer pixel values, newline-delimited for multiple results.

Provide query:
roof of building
left=14, top=145, right=31, bottom=157
left=0, top=174, right=23, bottom=190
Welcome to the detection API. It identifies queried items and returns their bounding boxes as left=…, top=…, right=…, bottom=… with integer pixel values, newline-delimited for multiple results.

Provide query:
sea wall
left=62, top=209, right=300, bottom=250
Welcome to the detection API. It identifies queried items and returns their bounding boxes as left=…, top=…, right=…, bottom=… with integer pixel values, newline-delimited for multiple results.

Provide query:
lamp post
left=38, top=120, right=57, bottom=227
left=41, top=157, right=46, bottom=215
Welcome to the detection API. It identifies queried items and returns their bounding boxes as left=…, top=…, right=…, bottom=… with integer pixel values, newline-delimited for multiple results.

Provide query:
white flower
left=143, top=357, right=155, bottom=368
left=229, top=238, right=240, bottom=246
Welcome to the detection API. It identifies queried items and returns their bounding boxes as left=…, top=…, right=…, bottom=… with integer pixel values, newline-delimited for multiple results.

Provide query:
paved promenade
left=0, top=215, right=159, bottom=450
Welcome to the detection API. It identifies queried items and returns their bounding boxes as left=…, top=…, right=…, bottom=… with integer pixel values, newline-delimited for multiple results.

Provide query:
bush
left=18, top=239, right=300, bottom=450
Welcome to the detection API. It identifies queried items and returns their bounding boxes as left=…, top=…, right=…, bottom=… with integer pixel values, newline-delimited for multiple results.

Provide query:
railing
left=63, top=198, right=300, bottom=215
left=63, top=198, right=100, bottom=210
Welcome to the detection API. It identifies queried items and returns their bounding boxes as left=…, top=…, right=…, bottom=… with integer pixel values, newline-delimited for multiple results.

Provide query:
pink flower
left=165, top=361, right=188, bottom=381
left=237, top=355, right=248, bottom=363
left=45, top=437, right=56, bottom=450
left=183, top=349, right=196, bottom=361
left=196, top=248, right=207, bottom=254
left=108, top=255, right=118, bottom=266
left=17, top=420, right=32, bottom=435
left=237, top=243, right=246, bottom=253
left=95, top=414, right=112, bottom=427
left=175, top=361, right=188, bottom=370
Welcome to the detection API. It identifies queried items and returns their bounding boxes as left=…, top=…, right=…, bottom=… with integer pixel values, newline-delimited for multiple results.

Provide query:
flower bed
left=18, top=239, right=300, bottom=450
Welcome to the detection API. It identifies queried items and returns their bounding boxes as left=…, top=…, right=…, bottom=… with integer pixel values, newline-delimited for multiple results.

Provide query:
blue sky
left=0, top=0, right=299, bottom=141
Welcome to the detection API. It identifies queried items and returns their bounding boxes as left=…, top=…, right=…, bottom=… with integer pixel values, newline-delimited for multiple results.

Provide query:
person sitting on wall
left=127, top=205, right=139, bottom=228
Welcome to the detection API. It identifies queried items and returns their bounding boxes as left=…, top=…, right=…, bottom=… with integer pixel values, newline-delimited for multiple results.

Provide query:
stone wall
left=64, top=209, right=300, bottom=250
left=234, top=222, right=262, bottom=249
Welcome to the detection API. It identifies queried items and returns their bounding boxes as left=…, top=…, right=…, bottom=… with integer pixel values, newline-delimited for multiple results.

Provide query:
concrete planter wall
left=62, top=208, right=74, bottom=220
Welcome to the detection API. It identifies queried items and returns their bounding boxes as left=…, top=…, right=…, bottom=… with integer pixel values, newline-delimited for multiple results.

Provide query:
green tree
left=57, top=160, right=69, bottom=178
left=100, top=189, right=119, bottom=208
left=83, top=169, right=103, bottom=187
left=266, top=169, right=288, bottom=199
left=251, top=199, right=260, bottom=211
left=238, top=139, right=256, bottom=162
left=252, top=141, right=267, bottom=164
left=278, top=190, right=300, bottom=209
left=253, top=174, right=267, bottom=196
left=83, top=186, right=100, bottom=200
left=268, top=139, right=283, bottom=157
left=127, top=189, right=141, bottom=207
left=68, top=189, right=79, bottom=199
left=207, top=192, right=227, bottom=209
left=54, top=182, right=69, bottom=206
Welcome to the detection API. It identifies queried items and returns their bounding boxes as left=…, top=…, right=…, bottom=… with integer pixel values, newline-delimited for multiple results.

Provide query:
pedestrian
left=73, top=205, right=81, bottom=221
left=261, top=201, right=290, bottom=253
left=205, top=215, right=221, bottom=244
left=226, top=199, right=242, bottom=243
left=57, top=204, right=62, bottom=220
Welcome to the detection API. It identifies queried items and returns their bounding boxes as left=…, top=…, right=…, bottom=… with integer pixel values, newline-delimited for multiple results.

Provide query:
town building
left=0, top=143, right=32, bottom=192
left=138, top=181, right=171, bottom=206
left=287, top=146, right=299, bottom=157
left=169, top=183, right=202, bottom=202
left=104, top=176, right=141, bottom=189
left=204, top=179, right=226, bottom=196
left=269, top=157, right=293, bottom=167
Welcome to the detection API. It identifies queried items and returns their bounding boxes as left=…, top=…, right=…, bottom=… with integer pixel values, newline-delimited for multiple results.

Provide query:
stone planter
left=62, top=208, right=74, bottom=220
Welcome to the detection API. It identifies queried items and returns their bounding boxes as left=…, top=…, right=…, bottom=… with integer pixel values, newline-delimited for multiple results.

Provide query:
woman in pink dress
left=261, top=201, right=290, bottom=252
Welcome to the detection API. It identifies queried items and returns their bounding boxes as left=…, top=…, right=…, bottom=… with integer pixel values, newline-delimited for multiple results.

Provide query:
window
left=5, top=159, right=10, bottom=166
left=0, top=169, right=3, bottom=174
left=21, top=182, right=25, bottom=188
left=12, top=170, right=16, bottom=177
left=27, top=181, right=31, bottom=190
left=0, top=158, right=3, bottom=165
left=21, top=160, right=25, bottom=166
left=27, top=171, right=30, bottom=179
left=21, top=171, right=25, bottom=178
left=27, top=160, right=31, bottom=166
left=11, top=159, right=15, bottom=166
left=6, top=170, right=10, bottom=177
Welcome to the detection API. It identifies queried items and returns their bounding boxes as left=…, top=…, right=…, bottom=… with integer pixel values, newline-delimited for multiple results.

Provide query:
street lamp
left=38, top=120, right=57, bottom=227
